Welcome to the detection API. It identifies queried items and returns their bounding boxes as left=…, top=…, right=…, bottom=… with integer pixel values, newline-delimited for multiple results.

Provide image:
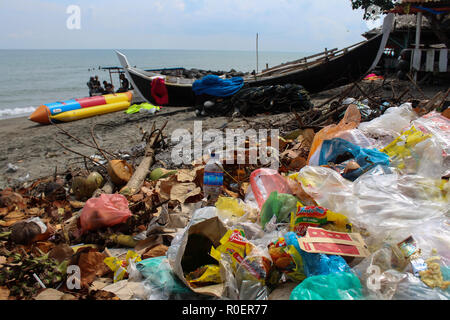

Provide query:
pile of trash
left=0, top=94, right=449, bottom=300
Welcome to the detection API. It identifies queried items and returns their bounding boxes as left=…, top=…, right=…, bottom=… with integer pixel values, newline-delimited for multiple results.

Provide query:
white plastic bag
left=358, top=103, right=418, bottom=148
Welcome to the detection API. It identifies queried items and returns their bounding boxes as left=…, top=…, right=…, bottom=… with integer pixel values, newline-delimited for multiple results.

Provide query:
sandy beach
left=0, top=80, right=448, bottom=190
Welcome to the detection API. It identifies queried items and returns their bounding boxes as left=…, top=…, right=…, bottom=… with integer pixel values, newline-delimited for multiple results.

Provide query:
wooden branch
left=55, top=139, right=108, bottom=171
left=92, top=178, right=115, bottom=197
left=406, top=72, right=426, bottom=99
left=120, top=120, right=168, bottom=196
left=52, top=122, right=115, bottom=159
left=90, top=122, right=110, bottom=162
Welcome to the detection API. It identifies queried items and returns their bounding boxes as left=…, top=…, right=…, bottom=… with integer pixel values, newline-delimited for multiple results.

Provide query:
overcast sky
left=0, top=0, right=382, bottom=52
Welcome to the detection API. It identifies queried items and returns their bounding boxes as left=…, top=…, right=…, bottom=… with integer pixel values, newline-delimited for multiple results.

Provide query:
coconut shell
left=107, top=160, right=134, bottom=186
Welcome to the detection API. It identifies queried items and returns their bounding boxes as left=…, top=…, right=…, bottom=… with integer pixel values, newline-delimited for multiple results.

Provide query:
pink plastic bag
left=249, top=168, right=292, bottom=209
left=80, top=194, right=132, bottom=232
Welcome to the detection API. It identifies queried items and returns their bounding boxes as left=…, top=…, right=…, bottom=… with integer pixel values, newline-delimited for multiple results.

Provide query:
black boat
left=116, top=14, right=393, bottom=107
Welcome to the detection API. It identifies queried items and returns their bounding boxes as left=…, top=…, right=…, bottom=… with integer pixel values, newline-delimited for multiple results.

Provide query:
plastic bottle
left=203, top=152, right=223, bottom=205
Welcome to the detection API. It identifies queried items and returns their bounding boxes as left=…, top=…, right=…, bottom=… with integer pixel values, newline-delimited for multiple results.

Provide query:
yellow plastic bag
left=210, top=229, right=272, bottom=284
left=215, top=197, right=246, bottom=220
left=185, top=264, right=222, bottom=287
left=104, top=251, right=142, bottom=283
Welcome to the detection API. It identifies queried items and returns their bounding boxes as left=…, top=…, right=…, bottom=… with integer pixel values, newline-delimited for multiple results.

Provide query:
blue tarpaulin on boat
left=192, top=75, right=244, bottom=97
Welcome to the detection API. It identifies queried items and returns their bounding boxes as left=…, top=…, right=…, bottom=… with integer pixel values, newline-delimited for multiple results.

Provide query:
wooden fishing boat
left=116, top=14, right=393, bottom=107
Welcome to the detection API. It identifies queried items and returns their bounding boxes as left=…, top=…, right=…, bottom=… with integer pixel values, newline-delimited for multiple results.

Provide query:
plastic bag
left=249, top=168, right=292, bottom=209
left=268, top=236, right=306, bottom=282
left=289, top=203, right=351, bottom=236
left=318, top=138, right=390, bottom=181
left=296, top=166, right=448, bottom=236
left=334, top=128, right=376, bottom=149
left=137, top=256, right=192, bottom=297
left=210, top=229, right=272, bottom=286
left=215, top=197, right=246, bottom=221
left=80, top=194, right=132, bottom=232
left=104, top=251, right=142, bottom=283
left=413, top=111, right=450, bottom=177
left=393, top=272, right=450, bottom=300
left=284, top=232, right=351, bottom=278
left=358, top=103, right=418, bottom=147
left=289, top=272, right=363, bottom=300
left=381, top=126, right=444, bottom=178
left=308, top=104, right=361, bottom=164
left=260, top=191, right=299, bottom=228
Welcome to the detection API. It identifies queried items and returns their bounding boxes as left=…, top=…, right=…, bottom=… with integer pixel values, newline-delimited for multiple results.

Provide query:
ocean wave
left=0, top=106, right=36, bottom=119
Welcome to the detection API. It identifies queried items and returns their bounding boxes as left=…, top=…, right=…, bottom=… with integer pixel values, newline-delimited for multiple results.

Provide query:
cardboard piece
left=298, top=227, right=370, bottom=257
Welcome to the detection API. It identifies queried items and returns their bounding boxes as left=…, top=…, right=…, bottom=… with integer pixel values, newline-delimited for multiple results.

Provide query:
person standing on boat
left=116, top=73, right=130, bottom=93
left=93, top=76, right=103, bottom=94
left=87, top=77, right=96, bottom=96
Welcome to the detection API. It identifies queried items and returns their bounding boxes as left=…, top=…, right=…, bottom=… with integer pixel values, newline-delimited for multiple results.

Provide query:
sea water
left=0, top=49, right=310, bottom=119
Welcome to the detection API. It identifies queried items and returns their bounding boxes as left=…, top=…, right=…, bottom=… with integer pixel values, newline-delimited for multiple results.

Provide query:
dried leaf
left=131, top=193, right=144, bottom=202
left=34, top=288, right=65, bottom=300
left=69, top=201, right=85, bottom=209
left=176, top=169, right=197, bottom=182
left=287, top=156, right=307, bottom=170
left=75, top=248, right=110, bottom=287
left=224, top=187, right=240, bottom=198
left=170, top=183, right=201, bottom=204
left=48, top=243, right=74, bottom=263
left=90, top=278, right=113, bottom=292
left=4, top=211, right=25, bottom=221
left=142, top=244, right=169, bottom=259
left=0, top=208, right=8, bottom=217
left=0, top=286, right=10, bottom=300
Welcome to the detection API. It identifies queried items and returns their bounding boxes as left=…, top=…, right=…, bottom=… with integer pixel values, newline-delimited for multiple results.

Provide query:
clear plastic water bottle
left=203, top=151, right=223, bottom=205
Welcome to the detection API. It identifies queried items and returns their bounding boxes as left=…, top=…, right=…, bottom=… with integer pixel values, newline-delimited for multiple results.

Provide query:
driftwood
left=120, top=120, right=168, bottom=196
left=92, top=178, right=115, bottom=198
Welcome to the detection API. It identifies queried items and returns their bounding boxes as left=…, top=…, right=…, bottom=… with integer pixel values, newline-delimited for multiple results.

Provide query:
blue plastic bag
left=290, top=272, right=364, bottom=300
left=318, top=138, right=390, bottom=181
left=284, top=232, right=351, bottom=277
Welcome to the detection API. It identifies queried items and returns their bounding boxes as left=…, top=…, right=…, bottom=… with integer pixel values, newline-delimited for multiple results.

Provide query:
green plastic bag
left=260, top=191, right=299, bottom=228
left=289, top=272, right=363, bottom=300
left=136, top=256, right=191, bottom=294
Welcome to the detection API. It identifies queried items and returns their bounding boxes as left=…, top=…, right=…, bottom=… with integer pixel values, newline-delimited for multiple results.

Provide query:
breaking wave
left=0, top=106, right=36, bottom=119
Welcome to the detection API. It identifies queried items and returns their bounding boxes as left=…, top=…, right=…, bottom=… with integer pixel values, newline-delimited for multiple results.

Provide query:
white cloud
left=0, top=0, right=373, bottom=51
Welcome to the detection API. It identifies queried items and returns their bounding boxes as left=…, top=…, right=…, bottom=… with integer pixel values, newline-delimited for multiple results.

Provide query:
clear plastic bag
left=381, top=126, right=444, bottom=179
left=296, top=166, right=449, bottom=237
left=358, top=103, right=418, bottom=148
left=413, top=111, right=450, bottom=177
left=334, top=128, right=376, bottom=149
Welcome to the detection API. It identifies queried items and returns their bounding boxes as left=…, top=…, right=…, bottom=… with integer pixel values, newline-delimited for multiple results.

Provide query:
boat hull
left=247, top=34, right=384, bottom=93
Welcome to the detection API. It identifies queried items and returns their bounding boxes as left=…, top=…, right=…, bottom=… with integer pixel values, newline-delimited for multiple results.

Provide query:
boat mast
left=256, top=33, right=259, bottom=79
